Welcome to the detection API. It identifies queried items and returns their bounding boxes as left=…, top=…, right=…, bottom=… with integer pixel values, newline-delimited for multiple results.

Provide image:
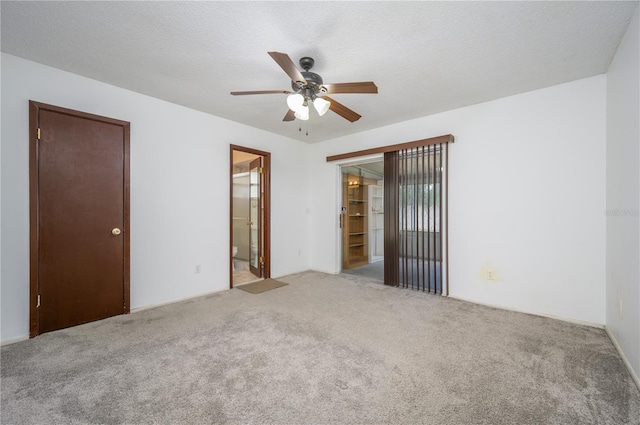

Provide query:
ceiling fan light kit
left=286, top=94, right=330, bottom=121
left=231, top=51, right=378, bottom=123
left=286, top=93, right=304, bottom=112
left=313, top=97, right=330, bottom=116
left=294, top=105, right=309, bottom=121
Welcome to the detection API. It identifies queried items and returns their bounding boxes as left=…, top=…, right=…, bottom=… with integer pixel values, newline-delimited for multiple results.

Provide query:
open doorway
left=230, top=145, right=271, bottom=288
left=329, top=135, right=452, bottom=294
left=340, top=159, right=385, bottom=282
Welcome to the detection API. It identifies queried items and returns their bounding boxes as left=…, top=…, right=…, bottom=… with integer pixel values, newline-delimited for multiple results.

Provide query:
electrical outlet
left=195, top=264, right=201, bottom=274
left=481, top=265, right=498, bottom=281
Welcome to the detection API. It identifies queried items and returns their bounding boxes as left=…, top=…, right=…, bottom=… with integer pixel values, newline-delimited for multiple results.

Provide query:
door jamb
left=229, top=145, right=271, bottom=288
left=334, top=155, right=384, bottom=275
left=28, top=100, right=131, bottom=338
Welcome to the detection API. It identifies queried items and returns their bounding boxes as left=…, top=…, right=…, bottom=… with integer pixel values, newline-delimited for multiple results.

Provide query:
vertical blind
left=384, top=143, right=447, bottom=294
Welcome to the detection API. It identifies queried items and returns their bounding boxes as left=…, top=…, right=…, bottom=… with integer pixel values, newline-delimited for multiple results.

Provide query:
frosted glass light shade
left=294, top=105, right=309, bottom=121
left=313, top=97, right=331, bottom=116
left=286, top=93, right=304, bottom=112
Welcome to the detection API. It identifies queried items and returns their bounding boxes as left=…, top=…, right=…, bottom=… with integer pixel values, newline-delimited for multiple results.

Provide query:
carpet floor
left=2, top=271, right=639, bottom=424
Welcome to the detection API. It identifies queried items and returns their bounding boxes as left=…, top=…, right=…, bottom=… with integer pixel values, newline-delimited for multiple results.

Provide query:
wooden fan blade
left=323, top=96, right=362, bottom=122
left=283, top=109, right=295, bottom=121
left=230, top=90, right=292, bottom=96
left=268, top=51, right=307, bottom=84
left=322, top=82, right=378, bottom=94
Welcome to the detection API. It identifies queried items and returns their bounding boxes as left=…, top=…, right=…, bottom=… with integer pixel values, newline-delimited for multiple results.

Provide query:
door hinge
left=259, top=167, right=264, bottom=174
left=37, top=128, right=41, bottom=140
left=259, top=256, right=265, bottom=264
left=36, top=294, right=41, bottom=308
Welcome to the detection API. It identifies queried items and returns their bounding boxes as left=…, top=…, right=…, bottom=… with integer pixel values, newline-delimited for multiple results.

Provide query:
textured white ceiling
left=1, top=1, right=637, bottom=143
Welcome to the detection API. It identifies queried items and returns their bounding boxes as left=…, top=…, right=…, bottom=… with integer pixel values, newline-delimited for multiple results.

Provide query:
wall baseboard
left=604, top=326, right=640, bottom=391
left=1, top=272, right=310, bottom=345
left=447, top=295, right=605, bottom=329
left=309, top=267, right=340, bottom=275
left=6, top=271, right=634, bottom=397
left=131, top=269, right=312, bottom=314
left=131, top=287, right=228, bottom=314
left=274, top=269, right=315, bottom=279
left=1, top=335, right=29, bottom=347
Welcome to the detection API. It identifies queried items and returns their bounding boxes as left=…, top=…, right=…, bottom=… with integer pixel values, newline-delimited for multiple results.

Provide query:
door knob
left=112, top=228, right=122, bottom=236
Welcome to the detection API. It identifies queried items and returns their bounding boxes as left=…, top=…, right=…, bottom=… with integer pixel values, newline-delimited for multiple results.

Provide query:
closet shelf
left=343, top=176, right=369, bottom=270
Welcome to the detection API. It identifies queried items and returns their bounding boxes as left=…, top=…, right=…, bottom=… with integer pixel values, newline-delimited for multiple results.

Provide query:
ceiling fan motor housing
left=292, top=71, right=324, bottom=94
left=299, top=56, right=314, bottom=70
left=290, top=57, right=325, bottom=95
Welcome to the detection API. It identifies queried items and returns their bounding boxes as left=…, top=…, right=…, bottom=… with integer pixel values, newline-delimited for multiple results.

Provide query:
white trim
left=447, top=295, right=605, bottom=329
left=131, top=287, right=228, bottom=314
left=2, top=285, right=244, bottom=345
left=131, top=270, right=309, bottom=314
left=309, top=267, right=340, bottom=275
left=605, top=326, right=640, bottom=391
left=336, top=156, right=385, bottom=274
left=332, top=154, right=384, bottom=167
left=334, top=164, right=343, bottom=274
left=1, top=335, right=29, bottom=346
left=0, top=288, right=231, bottom=346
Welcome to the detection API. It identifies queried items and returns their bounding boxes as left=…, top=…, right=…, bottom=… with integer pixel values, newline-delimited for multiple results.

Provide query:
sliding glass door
left=328, top=134, right=453, bottom=294
left=384, top=144, right=447, bottom=294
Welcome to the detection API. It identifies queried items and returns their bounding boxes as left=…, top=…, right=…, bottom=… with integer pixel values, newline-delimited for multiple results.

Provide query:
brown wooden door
left=30, top=101, right=130, bottom=336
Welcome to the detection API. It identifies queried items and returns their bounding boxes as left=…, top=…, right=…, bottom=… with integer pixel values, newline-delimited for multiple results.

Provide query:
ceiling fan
left=230, top=51, right=378, bottom=122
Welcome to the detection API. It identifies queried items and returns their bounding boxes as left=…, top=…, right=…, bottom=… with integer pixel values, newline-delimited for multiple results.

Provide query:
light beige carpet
left=2, top=271, right=639, bottom=424
left=236, top=278, right=288, bottom=294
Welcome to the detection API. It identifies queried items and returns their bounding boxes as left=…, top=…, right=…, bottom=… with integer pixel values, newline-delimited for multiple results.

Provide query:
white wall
left=0, top=53, right=311, bottom=343
left=606, top=5, right=640, bottom=380
left=310, top=76, right=607, bottom=325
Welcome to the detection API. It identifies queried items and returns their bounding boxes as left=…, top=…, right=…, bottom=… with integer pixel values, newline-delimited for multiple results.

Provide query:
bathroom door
left=249, top=157, right=262, bottom=277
